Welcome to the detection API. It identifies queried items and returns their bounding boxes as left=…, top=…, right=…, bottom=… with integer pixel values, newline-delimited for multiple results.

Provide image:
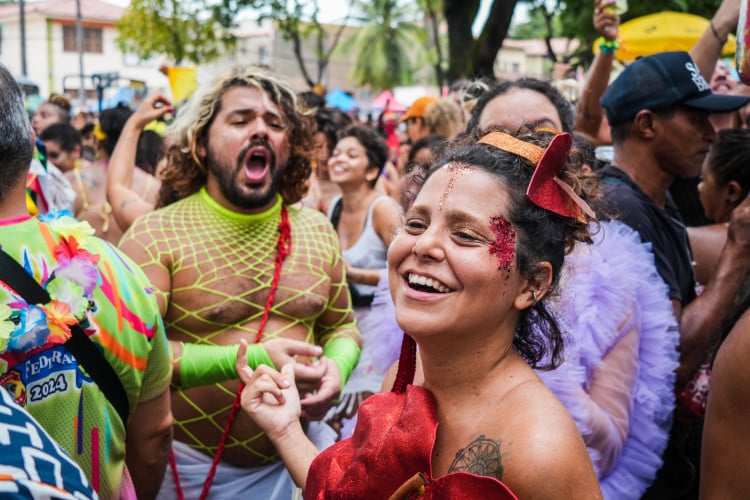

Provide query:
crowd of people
left=2, top=0, right=750, bottom=498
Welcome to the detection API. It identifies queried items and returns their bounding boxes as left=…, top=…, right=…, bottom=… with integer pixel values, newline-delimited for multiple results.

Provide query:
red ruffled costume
left=305, top=336, right=518, bottom=499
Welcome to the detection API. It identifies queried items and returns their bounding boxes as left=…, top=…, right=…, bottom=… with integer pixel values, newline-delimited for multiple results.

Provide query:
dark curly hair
left=336, top=124, right=388, bottom=188
left=466, top=78, right=575, bottom=134
left=158, top=66, right=316, bottom=207
left=425, top=126, right=599, bottom=369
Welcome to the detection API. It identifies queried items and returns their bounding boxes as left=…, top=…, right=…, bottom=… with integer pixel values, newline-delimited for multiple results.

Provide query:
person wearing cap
left=400, top=96, right=438, bottom=144
left=599, top=50, right=750, bottom=499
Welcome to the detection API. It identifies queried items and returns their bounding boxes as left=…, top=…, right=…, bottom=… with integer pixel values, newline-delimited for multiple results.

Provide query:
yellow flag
left=167, top=66, right=198, bottom=103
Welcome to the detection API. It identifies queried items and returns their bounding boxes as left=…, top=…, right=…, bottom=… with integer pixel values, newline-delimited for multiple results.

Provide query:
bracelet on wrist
left=710, top=20, right=727, bottom=45
left=598, top=39, right=621, bottom=55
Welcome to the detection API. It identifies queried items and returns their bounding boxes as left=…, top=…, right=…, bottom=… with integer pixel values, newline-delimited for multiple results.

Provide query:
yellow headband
left=478, top=132, right=543, bottom=164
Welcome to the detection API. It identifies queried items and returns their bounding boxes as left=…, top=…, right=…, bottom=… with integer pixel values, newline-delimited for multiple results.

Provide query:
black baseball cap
left=601, top=51, right=750, bottom=125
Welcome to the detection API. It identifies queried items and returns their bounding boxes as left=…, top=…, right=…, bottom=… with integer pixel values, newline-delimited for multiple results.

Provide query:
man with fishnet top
left=119, top=67, right=361, bottom=499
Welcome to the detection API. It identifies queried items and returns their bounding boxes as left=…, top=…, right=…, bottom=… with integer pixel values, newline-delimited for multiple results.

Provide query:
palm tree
left=342, top=0, right=427, bottom=92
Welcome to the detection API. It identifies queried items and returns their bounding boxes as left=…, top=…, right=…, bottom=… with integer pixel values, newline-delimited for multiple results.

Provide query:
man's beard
left=206, top=139, right=285, bottom=210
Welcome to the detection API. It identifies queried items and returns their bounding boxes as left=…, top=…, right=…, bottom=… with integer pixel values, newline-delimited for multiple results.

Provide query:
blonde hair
left=158, top=66, right=316, bottom=207
left=424, top=97, right=464, bottom=139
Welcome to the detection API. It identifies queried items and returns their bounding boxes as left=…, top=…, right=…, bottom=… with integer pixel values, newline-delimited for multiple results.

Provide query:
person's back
left=0, top=212, right=172, bottom=498
left=0, top=61, right=172, bottom=500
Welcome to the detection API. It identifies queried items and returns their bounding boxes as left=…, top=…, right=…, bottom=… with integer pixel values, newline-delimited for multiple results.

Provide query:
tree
left=116, top=0, right=236, bottom=66
left=342, top=0, right=428, bottom=92
left=419, top=0, right=448, bottom=90
left=443, top=0, right=519, bottom=80
left=248, top=0, right=354, bottom=89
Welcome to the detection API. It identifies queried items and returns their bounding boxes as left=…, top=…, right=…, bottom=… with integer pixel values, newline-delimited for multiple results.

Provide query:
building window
left=258, top=46, right=268, bottom=66
left=62, top=26, right=103, bottom=53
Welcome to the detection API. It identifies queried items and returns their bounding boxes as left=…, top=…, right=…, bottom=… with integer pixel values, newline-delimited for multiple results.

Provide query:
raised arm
left=575, top=0, right=620, bottom=142
left=689, top=0, right=739, bottom=80
left=107, top=93, right=172, bottom=231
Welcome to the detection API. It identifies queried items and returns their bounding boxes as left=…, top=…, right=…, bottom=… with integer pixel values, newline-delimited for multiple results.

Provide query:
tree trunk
left=444, top=0, right=480, bottom=80
left=473, top=0, right=517, bottom=78
left=444, top=0, right=518, bottom=80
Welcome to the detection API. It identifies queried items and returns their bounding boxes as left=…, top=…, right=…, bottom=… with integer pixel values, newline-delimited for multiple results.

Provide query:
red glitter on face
left=489, top=216, right=516, bottom=271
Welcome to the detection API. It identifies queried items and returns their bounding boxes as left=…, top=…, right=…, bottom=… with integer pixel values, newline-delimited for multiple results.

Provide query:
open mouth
left=407, top=273, right=453, bottom=293
left=244, top=148, right=271, bottom=184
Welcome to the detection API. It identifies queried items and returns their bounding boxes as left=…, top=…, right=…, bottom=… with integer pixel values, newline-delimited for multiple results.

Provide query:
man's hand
left=127, top=93, right=173, bottom=132
left=237, top=340, right=301, bottom=438
left=262, top=338, right=328, bottom=395
left=299, top=357, right=342, bottom=420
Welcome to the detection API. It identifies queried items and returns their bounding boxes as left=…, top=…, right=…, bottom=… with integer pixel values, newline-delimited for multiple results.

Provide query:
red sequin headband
left=478, top=131, right=595, bottom=222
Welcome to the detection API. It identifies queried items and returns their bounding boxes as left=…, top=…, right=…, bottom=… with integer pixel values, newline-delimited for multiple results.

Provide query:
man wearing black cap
left=599, top=50, right=750, bottom=498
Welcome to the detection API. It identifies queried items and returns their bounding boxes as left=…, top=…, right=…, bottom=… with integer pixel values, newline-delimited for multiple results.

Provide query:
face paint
left=489, top=216, right=516, bottom=271
left=439, top=162, right=475, bottom=211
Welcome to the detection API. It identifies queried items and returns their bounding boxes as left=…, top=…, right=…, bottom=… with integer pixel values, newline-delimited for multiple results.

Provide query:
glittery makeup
left=439, top=162, right=475, bottom=211
left=489, top=216, right=516, bottom=271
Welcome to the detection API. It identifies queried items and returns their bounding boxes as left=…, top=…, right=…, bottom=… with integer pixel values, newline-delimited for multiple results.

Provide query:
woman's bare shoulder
left=490, top=379, right=602, bottom=499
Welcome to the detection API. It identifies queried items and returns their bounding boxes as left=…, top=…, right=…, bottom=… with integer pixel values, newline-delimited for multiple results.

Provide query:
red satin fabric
left=305, top=385, right=518, bottom=499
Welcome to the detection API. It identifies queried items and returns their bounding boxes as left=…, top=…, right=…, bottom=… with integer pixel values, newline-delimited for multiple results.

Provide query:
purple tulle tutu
left=538, top=220, right=679, bottom=499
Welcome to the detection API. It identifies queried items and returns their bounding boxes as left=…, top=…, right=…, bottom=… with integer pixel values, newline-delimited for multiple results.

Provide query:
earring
left=532, top=290, right=538, bottom=303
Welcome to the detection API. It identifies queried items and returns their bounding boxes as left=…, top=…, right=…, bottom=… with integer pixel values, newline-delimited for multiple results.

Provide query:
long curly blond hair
left=158, top=66, right=316, bottom=208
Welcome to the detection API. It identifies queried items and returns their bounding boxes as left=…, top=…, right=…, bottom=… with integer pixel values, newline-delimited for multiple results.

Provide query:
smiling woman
left=319, top=124, right=403, bottom=443
left=236, top=127, right=604, bottom=499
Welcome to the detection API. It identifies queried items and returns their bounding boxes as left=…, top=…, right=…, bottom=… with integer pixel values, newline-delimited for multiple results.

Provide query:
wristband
left=598, top=39, right=620, bottom=55
left=323, top=337, right=361, bottom=390
left=179, top=342, right=275, bottom=390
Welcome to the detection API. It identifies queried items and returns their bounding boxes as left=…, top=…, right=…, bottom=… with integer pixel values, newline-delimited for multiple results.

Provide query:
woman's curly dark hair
left=158, top=66, right=316, bottom=208
left=425, top=126, right=600, bottom=369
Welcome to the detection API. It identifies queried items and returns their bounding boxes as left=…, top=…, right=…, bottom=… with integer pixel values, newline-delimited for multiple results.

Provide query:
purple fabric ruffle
left=538, top=220, right=679, bottom=499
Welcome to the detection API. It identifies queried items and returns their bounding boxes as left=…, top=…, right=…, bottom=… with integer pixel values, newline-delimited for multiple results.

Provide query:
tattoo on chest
left=448, top=435, right=509, bottom=479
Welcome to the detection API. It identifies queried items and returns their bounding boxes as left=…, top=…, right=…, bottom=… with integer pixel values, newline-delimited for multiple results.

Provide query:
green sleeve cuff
left=179, top=342, right=275, bottom=390
left=323, top=337, right=361, bottom=390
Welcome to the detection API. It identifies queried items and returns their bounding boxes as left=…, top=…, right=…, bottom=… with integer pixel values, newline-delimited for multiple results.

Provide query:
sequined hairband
left=478, top=131, right=595, bottom=222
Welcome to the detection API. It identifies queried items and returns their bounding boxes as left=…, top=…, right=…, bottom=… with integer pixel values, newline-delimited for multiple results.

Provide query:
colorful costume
left=539, top=220, right=680, bottom=499
left=0, top=385, right=97, bottom=499
left=120, top=189, right=358, bottom=498
left=0, top=212, right=171, bottom=498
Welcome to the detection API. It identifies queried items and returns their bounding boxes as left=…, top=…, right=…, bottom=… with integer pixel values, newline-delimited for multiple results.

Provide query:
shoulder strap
left=330, top=197, right=344, bottom=230
left=0, top=248, right=130, bottom=427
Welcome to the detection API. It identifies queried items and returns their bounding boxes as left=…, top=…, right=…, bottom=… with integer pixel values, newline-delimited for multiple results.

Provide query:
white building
left=0, top=0, right=168, bottom=111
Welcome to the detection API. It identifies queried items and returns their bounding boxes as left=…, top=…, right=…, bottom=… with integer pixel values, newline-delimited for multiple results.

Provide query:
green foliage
left=342, top=0, right=428, bottom=91
left=116, top=0, right=236, bottom=66
left=511, top=5, right=562, bottom=39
